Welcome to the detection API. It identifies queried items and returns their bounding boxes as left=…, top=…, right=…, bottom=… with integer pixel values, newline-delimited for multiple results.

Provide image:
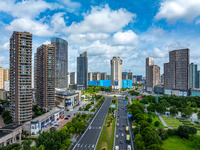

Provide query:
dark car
left=120, top=140, right=123, bottom=144
left=67, top=115, right=71, bottom=117
left=120, top=128, right=123, bottom=132
left=50, top=127, right=56, bottom=130
left=65, top=117, right=69, bottom=120
left=122, top=124, right=125, bottom=127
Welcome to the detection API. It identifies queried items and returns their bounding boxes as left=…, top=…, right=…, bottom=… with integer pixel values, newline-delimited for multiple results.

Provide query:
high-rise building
left=3, top=69, right=9, bottom=82
left=100, top=72, right=107, bottom=80
left=161, top=74, right=164, bottom=85
left=164, top=49, right=189, bottom=90
left=111, top=56, right=122, bottom=89
left=35, top=44, right=55, bottom=110
left=133, top=75, right=143, bottom=82
left=128, top=72, right=133, bottom=80
left=10, top=31, right=32, bottom=124
left=69, top=72, right=77, bottom=85
left=51, top=38, right=68, bottom=89
left=0, top=67, right=3, bottom=89
left=189, top=63, right=199, bottom=88
left=77, top=51, right=88, bottom=90
left=146, top=57, right=160, bottom=89
left=88, top=72, right=93, bottom=81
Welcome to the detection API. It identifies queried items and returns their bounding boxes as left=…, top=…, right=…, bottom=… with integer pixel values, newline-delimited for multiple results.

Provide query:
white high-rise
left=111, top=56, right=122, bottom=90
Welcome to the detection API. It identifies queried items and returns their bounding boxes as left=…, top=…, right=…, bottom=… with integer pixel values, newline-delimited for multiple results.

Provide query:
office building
left=161, top=74, right=164, bottom=85
left=10, top=31, right=32, bottom=124
left=111, top=56, right=122, bottom=89
left=51, top=38, right=68, bottom=89
left=164, top=49, right=189, bottom=91
left=88, top=72, right=100, bottom=81
left=189, top=63, right=199, bottom=88
left=77, top=51, right=88, bottom=90
left=133, top=75, right=143, bottom=82
left=100, top=72, right=107, bottom=80
left=146, top=57, right=160, bottom=91
left=106, top=75, right=111, bottom=80
left=128, top=72, right=133, bottom=80
left=88, top=72, right=93, bottom=81
left=0, top=68, right=9, bottom=90
left=35, top=44, right=55, bottom=110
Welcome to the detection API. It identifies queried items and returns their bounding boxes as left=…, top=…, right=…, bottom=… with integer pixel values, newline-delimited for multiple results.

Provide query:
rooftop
left=55, top=90, right=77, bottom=96
left=0, top=124, right=21, bottom=130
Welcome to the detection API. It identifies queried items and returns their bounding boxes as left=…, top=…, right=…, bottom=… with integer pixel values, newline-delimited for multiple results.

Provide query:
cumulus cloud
left=0, top=0, right=61, bottom=19
left=60, top=0, right=81, bottom=12
left=113, top=30, right=138, bottom=45
left=5, top=18, right=55, bottom=37
left=0, top=42, right=9, bottom=51
left=65, top=5, right=136, bottom=33
left=155, top=0, right=200, bottom=23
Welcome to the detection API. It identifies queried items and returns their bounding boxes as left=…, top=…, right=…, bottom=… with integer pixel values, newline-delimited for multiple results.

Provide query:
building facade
left=111, top=56, right=122, bottom=89
left=69, top=72, right=76, bottom=85
left=164, top=49, right=189, bottom=91
left=146, top=57, right=160, bottom=90
left=51, top=38, right=68, bottom=89
left=10, top=31, right=32, bottom=124
left=100, top=72, right=107, bottom=80
left=77, top=51, right=88, bottom=90
left=35, top=44, right=55, bottom=110
left=0, top=67, right=3, bottom=89
left=189, top=63, right=199, bottom=88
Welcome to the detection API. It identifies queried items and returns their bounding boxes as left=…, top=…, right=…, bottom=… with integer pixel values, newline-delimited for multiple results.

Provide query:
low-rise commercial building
left=55, top=90, right=81, bottom=110
left=23, top=107, right=64, bottom=135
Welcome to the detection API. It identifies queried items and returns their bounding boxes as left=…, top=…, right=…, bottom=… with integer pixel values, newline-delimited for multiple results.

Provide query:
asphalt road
left=114, top=96, right=134, bottom=150
left=72, top=97, right=112, bottom=150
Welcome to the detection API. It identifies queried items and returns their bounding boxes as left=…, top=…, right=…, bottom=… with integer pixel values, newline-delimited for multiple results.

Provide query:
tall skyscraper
left=10, top=31, right=32, bottom=124
left=111, top=56, right=122, bottom=89
left=164, top=49, right=189, bottom=90
left=51, top=38, right=68, bottom=89
left=77, top=51, right=88, bottom=90
left=0, top=67, right=3, bottom=89
left=122, top=72, right=129, bottom=80
left=189, top=63, right=199, bottom=88
left=35, top=44, right=55, bottom=110
left=146, top=57, right=160, bottom=89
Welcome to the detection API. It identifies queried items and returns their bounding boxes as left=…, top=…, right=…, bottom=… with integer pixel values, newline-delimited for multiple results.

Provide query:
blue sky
left=1, top=0, right=200, bottom=76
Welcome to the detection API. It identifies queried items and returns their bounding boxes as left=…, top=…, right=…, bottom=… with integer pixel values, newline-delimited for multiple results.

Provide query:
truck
left=126, top=134, right=130, bottom=143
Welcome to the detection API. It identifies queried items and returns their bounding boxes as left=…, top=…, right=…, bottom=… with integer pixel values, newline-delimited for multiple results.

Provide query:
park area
left=162, top=136, right=196, bottom=150
left=161, top=115, right=182, bottom=129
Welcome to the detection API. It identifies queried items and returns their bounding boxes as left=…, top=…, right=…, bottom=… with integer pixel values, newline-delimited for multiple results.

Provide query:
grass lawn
left=96, top=99, right=117, bottom=150
left=143, top=113, right=164, bottom=129
left=161, top=116, right=182, bottom=129
left=162, top=136, right=196, bottom=150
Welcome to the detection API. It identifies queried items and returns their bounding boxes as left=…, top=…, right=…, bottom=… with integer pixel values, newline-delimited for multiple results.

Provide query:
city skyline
left=1, top=0, right=200, bottom=75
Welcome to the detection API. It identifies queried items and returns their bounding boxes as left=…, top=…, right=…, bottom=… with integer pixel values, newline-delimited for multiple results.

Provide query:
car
left=122, top=124, right=125, bottom=127
left=64, top=117, right=69, bottom=120
left=119, top=128, right=122, bottom=132
left=117, top=123, right=119, bottom=127
left=116, top=135, right=118, bottom=138
left=122, top=133, right=124, bottom=136
left=127, top=145, right=131, bottom=150
left=67, top=115, right=71, bottom=117
left=55, top=123, right=60, bottom=126
left=50, top=127, right=56, bottom=130
left=115, top=146, right=119, bottom=150
left=120, top=140, right=123, bottom=144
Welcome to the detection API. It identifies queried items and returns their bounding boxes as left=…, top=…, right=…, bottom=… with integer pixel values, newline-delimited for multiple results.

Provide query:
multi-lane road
left=72, top=97, right=112, bottom=150
left=114, top=96, right=134, bottom=150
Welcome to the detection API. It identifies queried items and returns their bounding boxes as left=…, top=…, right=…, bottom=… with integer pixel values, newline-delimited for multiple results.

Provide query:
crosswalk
left=76, top=144, right=95, bottom=149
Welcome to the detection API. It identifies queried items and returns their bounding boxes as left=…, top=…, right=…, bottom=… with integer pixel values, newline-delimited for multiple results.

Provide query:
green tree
left=156, top=104, right=166, bottom=114
left=178, top=125, right=197, bottom=139
left=189, top=134, right=200, bottom=149
left=22, top=140, right=32, bottom=150
left=143, top=130, right=162, bottom=147
left=170, top=107, right=178, bottom=116
left=181, top=108, right=193, bottom=118
left=147, top=117, right=152, bottom=123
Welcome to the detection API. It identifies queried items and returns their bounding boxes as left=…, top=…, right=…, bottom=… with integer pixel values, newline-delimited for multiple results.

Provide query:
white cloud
left=155, top=0, right=200, bottom=23
left=0, top=42, right=9, bottom=51
left=0, top=0, right=61, bottom=19
left=5, top=18, right=55, bottom=37
left=51, top=12, right=67, bottom=33
left=60, top=0, right=81, bottom=12
left=65, top=5, right=136, bottom=33
left=67, top=33, right=110, bottom=44
left=113, top=30, right=138, bottom=45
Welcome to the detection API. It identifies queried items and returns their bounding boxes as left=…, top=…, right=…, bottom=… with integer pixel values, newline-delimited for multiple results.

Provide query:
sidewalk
left=159, top=115, right=168, bottom=127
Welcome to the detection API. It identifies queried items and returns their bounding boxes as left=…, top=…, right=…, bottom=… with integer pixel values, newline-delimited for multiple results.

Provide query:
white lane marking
left=80, top=144, right=83, bottom=147
left=77, top=144, right=80, bottom=147
left=85, top=144, right=87, bottom=147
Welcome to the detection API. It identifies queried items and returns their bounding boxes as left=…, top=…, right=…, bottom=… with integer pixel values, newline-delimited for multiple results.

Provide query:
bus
left=126, top=134, right=130, bottom=143
left=126, top=126, right=129, bottom=133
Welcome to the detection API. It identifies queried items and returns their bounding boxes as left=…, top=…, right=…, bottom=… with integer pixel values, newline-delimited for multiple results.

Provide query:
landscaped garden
left=161, top=115, right=182, bottom=129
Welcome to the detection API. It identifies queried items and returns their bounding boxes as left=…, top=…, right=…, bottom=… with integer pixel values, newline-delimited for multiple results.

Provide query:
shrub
left=167, top=129, right=175, bottom=136
left=154, top=121, right=160, bottom=127
left=147, top=117, right=153, bottom=123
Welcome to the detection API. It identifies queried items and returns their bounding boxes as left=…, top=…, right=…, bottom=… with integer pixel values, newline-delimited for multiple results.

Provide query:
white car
left=127, top=145, right=131, bottom=150
left=122, top=133, right=124, bottom=136
left=115, top=146, right=119, bottom=150
left=116, top=134, right=118, bottom=138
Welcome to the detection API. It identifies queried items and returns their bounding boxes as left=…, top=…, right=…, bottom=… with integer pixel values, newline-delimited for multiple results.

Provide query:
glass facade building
left=51, top=38, right=68, bottom=89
